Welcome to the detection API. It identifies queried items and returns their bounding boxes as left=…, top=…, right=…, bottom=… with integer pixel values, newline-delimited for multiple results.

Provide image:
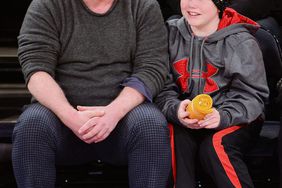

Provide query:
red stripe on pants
left=212, top=126, right=242, bottom=188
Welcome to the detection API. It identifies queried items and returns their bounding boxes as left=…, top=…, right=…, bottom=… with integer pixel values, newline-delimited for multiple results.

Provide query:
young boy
left=155, top=0, right=269, bottom=187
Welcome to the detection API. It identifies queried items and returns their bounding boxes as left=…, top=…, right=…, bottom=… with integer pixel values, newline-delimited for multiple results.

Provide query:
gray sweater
left=18, top=0, right=169, bottom=106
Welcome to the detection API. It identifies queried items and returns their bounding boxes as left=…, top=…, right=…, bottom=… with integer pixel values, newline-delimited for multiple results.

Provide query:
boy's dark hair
left=212, top=0, right=231, bottom=18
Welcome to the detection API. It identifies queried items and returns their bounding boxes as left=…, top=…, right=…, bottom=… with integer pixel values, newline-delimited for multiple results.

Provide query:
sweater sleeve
left=131, top=0, right=169, bottom=98
left=217, top=38, right=269, bottom=129
left=17, top=0, right=60, bottom=84
left=121, top=77, right=153, bottom=102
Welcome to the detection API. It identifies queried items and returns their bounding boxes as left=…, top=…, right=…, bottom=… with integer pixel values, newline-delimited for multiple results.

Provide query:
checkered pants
left=12, top=103, right=171, bottom=188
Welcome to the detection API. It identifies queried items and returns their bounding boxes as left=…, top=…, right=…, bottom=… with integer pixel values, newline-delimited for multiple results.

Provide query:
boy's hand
left=198, top=108, right=220, bottom=129
left=178, top=100, right=200, bottom=129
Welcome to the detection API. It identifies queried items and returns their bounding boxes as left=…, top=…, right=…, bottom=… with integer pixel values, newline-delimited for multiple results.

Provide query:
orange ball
left=186, top=94, right=213, bottom=120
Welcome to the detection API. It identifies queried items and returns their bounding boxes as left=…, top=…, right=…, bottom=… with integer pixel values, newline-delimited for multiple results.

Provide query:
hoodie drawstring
left=199, top=37, right=207, bottom=93
left=188, top=34, right=195, bottom=93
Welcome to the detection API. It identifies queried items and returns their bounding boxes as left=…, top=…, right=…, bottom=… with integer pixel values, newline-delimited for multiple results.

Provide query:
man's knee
left=129, top=103, right=168, bottom=132
left=13, top=103, right=60, bottom=143
left=121, top=103, right=170, bottom=147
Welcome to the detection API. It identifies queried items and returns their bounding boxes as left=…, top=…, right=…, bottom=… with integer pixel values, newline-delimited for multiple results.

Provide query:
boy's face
left=181, top=0, right=219, bottom=30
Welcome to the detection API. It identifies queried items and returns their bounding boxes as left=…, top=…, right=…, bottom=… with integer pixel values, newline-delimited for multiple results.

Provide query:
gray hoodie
left=155, top=8, right=269, bottom=129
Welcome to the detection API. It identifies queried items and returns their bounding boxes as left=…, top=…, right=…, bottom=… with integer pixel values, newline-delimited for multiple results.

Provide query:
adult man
left=12, top=0, right=171, bottom=187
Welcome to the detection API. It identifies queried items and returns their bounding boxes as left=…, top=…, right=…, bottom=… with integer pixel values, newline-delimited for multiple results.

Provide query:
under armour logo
left=173, top=58, right=219, bottom=93
left=173, top=58, right=190, bottom=92
left=202, top=62, right=219, bottom=93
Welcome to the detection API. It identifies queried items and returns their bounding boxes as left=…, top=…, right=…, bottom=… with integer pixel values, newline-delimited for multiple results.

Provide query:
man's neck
left=83, top=0, right=115, bottom=14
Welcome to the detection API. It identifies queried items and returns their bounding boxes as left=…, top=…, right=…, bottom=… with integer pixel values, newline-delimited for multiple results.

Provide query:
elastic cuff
left=121, top=77, right=153, bottom=102
left=168, top=101, right=183, bottom=126
left=217, top=110, right=231, bottom=130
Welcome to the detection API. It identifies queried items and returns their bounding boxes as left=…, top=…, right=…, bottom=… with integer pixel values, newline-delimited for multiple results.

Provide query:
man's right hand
left=62, top=109, right=105, bottom=141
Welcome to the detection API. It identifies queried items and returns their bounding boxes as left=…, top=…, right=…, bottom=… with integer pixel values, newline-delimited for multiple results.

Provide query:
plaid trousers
left=12, top=102, right=171, bottom=188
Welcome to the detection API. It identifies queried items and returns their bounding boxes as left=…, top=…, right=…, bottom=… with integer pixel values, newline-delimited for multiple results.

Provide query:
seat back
left=254, top=24, right=282, bottom=120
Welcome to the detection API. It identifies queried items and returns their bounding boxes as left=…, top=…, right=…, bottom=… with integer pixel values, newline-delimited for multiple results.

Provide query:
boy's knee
left=199, top=136, right=216, bottom=163
left=199, top=135, right=234, bottom=165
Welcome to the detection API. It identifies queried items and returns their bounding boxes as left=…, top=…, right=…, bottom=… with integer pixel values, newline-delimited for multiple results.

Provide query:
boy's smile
left=181, top=0, right=220, bottom=36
